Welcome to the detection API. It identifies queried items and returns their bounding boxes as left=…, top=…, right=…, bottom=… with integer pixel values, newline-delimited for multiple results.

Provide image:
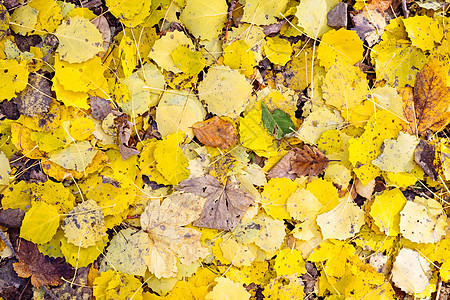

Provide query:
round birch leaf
left=62, top=199, right=106, bottom=248
left=55, top=16, right=104, bottom=63
left=20, top=202, right=60, bottom=244
left=392, top=248, right=431, bottom=294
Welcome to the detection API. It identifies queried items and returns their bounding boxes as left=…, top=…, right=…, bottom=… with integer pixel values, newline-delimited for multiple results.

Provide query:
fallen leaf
left=241, top=0, right=289, bottom=25
left=403, top=58, right=450, bottom=135
left=403, top=15, right=443, bottom=52
left=52, top=267, right=92, bottom=300
left=295, top=0, right=339, bottom=38
left=392, top=248, right=431, bottom=294
left=93, top=269, right=143, bottom=300
left=13, top=74, right=52, bottom=117
left=19, top=202, right=60, bottom=245
left=192, top=116, right=238, bottom=149
left=179, top=174, right=254, bottom=231
left=261, top=101, right=295, bottom=139
left=351, top=9, right=386, bottom=46
left=61, top=199, right=106, bottom=248
left=290, top=146, right=330, bottom=177
left=114, top=112, right=140, bottom=160
left=205, top=277, right=250, bottom=300
left=14, top=239, right=73, bottom=288
left=369, top=188, right=407, bottom=236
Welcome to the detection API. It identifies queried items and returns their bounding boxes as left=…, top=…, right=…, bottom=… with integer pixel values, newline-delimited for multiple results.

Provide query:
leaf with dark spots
left=13, top=239, right=74, bottom=288
left=13, top=74, right=52, bottom=117
left=178, top=174, right=254, bottom=231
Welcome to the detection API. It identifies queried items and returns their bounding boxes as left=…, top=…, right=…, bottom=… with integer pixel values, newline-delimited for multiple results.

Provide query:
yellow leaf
left=369, top=188, right=407, bottom=236
left=0, top=59, right=29, bottom=100
left=0, top=151, right=11, bottom=185
left=93, top=269, right=143, bottom=300
left=392, top=248, right=431, bottom=295
left=148, top=31, right=194, bottom=73
left=263, top=274, right=304, bottom=299
left=140, top=193, right=209, bottom=278
left=286, top=188, right=322, bottom=221
left=316, top=197, right=365, bottom=240
left=55, top=16, right=104, bottom=63
left=11, top=122, right=43, bottom=159
left=102, top=228, right=150, bottom=276
left=171, top=45, right=206, bottom=75
left=155, top=90, right=206, bottom=139
left=118, top=35, right=137, bottom=78
left=274, top=248, right=306, bottom=276
left=154, top=132, right=190, bottom=185
left=52, top=77, right=89, bottom=109
left=261, top=177, right=298, bottom=220
left=60, top=236, right=106, bottom=268
left=205, top=277, right=250, bottom=300
left=323, top=60, right=369, bottom=116
left=241, top=0, right=289, bottom=25
left=198, top=66, right=253, bottom=118
left=10, top=6, right=38, bottom=35
left=223, top=40, right=256, bottom=76
left=295, top=0, right=339, bottom=38
left=180, top=0, right=228, bottom=40
left=48, top=141, right=98, bottom=172
left=28, top=0, right=63, bottom=33
left=69, top=117, right=95, bottom=141
left=263, top=37, right=292, bottom=66
left=306, top=178, right=339, bottom=214
left=400, top=197, right=447, bottom=244
left=62, top=199, right=106, bottom=248
left=20, top=202, right=60, bottom=244
left=138, top=139, right=171, bottom=185
left=219, top=234, right=257, bottom=267
left=253, top=213, right=286, bottom=255
left=403, top=16, right=443, bottom=51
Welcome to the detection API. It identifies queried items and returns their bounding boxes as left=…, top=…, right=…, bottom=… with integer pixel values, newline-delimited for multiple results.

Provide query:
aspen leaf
left=369, top=188, right=407, bottom=236
left=274, top=248, right=306, bottom=276
left=317, top=28, right=364, bottom=70
left=93, top=269, right=143, bottom=300
left=180, top=0, right=228, bottom=40
left=118, top=35, right=137, bottom=78
left=61, top=199, right=106, bottom=248
left=179, top=174, right=254, bottom=231
left=0, top=151, right=10, bottom=185
left=48, top=141, right=98, bottom=172
left=392, top=248, right=431, bottom=295
left=20, top=202, right=60, bottom=245
left=140, top=193, right=209, bottom=278
left=295, top=0, right=339, bottom=38
left=400, top=197, right=447, bottom=244
left=102, top=228, right=150, bottom=276
left=192, top=116, right=238, bottom=149
left=154, top=132, right=190, bottom=185
left=28, top=0, right=63, bottom=33
left=223, top=40, right=256, bottom=76
left=263, top=37, right=292, bottom=66
left=316, top=197, right=365, bottom=240
left=205, top=277, right=250, bottom=300
left=60, top=237, right=105, bottom=268
left=171, top=45, right=206, bottom=75
left=241, top=0, right=289, bottom=25
left=261, top=177, right=298, bottom=220
left=198, top=66, right=252, bottom=118
left=253, top=213, right=286, bottom=255
left=286, top=189, right=323, bottom=221
left=219, top=234, right=257, bottom=267
left=55, top=16, right=104, bottom=63
left=0, top=59, right=29, bottom=100
left=263, top=274, right=304, bottom=299
left=155, top=90, right=206, bottom=139
left=403, top=16, right=443, bottom=51
left=10, top=6, right=38, bottom=35
left=306, top=178, right=339, bottom=214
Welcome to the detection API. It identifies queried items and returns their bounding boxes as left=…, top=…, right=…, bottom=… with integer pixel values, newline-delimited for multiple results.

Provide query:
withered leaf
left=89, top=96, right=112, bottom=120
left=178, top=174, right=254, bottom=231
left=403, top=58, right=450, bottom=135
left=114, top=112, right=140, bottom=160
left=13, top=239, right=73, bottom=288
left=52, top=267, right=92, bottom=300
left=269, top=146, right=329, bottom=178
left=414, top=139, right=438, bottom=181
left=192, top=116, right=238, bottom=149
left=13, top=73, right=52, bottom=117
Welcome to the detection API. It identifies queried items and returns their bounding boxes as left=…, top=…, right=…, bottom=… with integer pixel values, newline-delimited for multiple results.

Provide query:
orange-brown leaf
left=192, top=116, right=238, bottom=149
left=13, top=239, right=73, bottom=288
left=268, top=146, right=329, bottom=178
left=402, top=59, right=450, bottom=135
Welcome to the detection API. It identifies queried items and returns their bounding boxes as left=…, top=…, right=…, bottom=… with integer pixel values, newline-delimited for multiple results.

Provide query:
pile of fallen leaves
left=1, top=0, right=450, bottom=299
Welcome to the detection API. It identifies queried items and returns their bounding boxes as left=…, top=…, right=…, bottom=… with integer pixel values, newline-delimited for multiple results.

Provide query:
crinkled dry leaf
left=179, top=174, right=254, bottom=231
left=192, top=116, right=238, bottom=149
left=14, top=239, right=73, bottom=288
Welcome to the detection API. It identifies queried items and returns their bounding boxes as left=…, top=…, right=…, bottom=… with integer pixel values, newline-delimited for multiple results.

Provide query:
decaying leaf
left=269, top=146, right=329, bottom=179
left=179, top=175, right=254, bottom=231
left=13, top=74, right=52, bottom=117
left=403, top=58, right=450, bottom=135
left=114, top=112, right=140, bottom=160
left=140, top=193, right=209, bottom=278
left=52, top=267, right=92, bottom=300
left=192, top=116, right=238, bottom=149
left=61, top=199, right=106, bottom=248
left=392, top=248, right=431, bottom=294
left=14, top=239, right=73, bottom=288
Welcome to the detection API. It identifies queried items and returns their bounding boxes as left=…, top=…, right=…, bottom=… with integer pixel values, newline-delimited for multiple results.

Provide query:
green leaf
left=261, top=101, right=295, bottom=139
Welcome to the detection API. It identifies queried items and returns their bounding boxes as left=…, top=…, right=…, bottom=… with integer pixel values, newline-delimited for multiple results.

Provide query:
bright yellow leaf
left=369, top=188, right=407, bottom=236
left=20, top=202, right=60, bottom=244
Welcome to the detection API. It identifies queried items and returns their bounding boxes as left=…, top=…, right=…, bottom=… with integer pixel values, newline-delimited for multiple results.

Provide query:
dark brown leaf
left=0, top=209, right=25, bottom=229
left=13, top=239, right=73, bottom=288
left=178, top=175, right=254, bottom=231
left=13, top=74, right=52, bottom=117
left=114, top=112, right=140, bottom=160
left=414, top=139, right=438, bottom=181
left=192, top=116, right=238, bottom=149
left=52, top=267, right=92, bottom=300
left=269, top=146, right=329, bottom=178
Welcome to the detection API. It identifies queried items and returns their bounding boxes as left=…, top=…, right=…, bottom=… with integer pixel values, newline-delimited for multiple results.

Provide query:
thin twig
left=0, top=228, right=17, bottom=259
left=224, top=0, right=237, bottom=44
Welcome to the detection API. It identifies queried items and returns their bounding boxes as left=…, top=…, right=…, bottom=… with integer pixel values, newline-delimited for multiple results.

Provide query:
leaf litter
left=1, top=0, right=450, bottom=299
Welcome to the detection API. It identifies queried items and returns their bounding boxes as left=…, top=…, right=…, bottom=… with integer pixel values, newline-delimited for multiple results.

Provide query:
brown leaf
left=89, top=96, right=112, bottom=120
left=114, top=112, right=140, bottom=160
left=402, top=58, right=450, bottom=136
left=192, top=116, right=238, bottom=149
left=13, top=73, right=52, bottom=117
left=13, top=239, right=73, bottom=288
left=178, top=175, right=254, bottom=231
left=414, top=139, right=438, bottom=181
left=367, top=0, right=393, bottom=12
left=269, top=146, right=329, bottom=179
left=52, top=267, right=92, bottom=300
